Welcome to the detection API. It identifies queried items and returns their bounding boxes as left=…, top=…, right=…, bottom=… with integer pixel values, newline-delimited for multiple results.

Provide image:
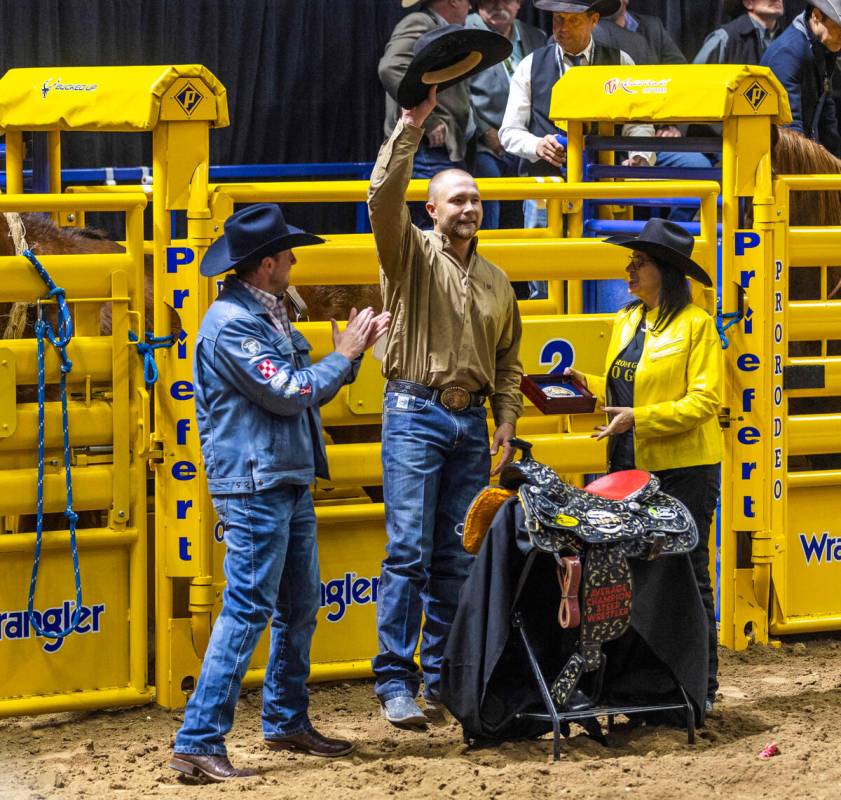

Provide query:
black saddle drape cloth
left=440, top=498, right=708, bottom=742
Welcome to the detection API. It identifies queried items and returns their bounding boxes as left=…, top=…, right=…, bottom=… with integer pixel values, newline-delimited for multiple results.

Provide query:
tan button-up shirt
left=367, top=120, right=523, bottom=428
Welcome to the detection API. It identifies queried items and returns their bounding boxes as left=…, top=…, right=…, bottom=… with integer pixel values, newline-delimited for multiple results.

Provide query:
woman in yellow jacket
left=566, top=218, right=723, bottom=714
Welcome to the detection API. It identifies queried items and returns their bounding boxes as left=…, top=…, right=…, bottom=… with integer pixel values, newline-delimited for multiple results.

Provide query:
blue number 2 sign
left=540, top=339, right=574, bottom=375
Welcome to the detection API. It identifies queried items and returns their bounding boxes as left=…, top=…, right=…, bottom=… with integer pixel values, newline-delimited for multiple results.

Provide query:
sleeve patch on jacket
left=269, top=370, right=290, bottom=390
left=241, top=337, right=261, bottom=356
left=257, top=359, right=278, bottom=379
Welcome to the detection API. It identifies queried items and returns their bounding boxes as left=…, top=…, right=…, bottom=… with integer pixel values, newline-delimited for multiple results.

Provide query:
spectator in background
left=761, top=0, right=841, bottom=156
left=594, top=7, right=655, bottom=64
left=379, top=0, right=474, bottom=194
left=694, top=0, right=785, bottom=65
left=467, top=0, right=546, bottom=230
left=499, top=0, right=655, bottom=299
left=601, top=1, right=714, bottom=223
left=600, top=0, right=686, bottom=64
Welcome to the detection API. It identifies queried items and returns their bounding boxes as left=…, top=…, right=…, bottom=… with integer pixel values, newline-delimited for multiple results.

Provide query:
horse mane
left=772, top=127, right=841, bottom=226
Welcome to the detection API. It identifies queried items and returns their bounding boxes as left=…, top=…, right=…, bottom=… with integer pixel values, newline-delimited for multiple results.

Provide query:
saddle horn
left=507, top=437, right=534, bottom=460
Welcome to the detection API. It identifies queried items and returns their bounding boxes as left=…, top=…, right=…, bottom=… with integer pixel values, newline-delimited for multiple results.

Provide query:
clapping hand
left=331, top=307, right=391, bottom=360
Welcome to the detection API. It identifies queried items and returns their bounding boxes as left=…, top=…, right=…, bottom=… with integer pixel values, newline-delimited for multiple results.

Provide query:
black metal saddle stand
left=501, top=439, right=696, bottom=761
left=509, top=548, right=695, bottom=761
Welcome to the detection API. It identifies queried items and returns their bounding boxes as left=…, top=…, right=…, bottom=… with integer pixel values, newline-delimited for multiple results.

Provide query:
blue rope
left=23, top=248, right=83, bottom=640
left=129, top=330, right=175, bottom=387
left=716, top=305, right=743, bottom=350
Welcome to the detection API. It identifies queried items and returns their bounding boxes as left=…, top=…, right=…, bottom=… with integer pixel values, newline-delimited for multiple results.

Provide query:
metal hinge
left=148, top=434, right=165, bottom=466
left=717, top=407, right=742, bottom=430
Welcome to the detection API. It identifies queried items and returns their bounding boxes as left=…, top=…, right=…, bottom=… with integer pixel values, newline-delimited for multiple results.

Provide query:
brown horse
left=770, top=129, right=841, bottom=468
left=290, top=284, right=382, bottom=323
left=772, top=127, right=841, bottom=306
left=0, top=213, right=127, bottom=339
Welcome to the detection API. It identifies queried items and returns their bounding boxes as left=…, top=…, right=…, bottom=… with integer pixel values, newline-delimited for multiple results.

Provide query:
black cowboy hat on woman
left=565, top=218, right=723, bottom=716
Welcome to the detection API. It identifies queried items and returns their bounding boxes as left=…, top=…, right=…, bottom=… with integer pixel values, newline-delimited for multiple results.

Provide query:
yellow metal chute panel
left=0, top=196, right=151, bottom=718
left=0, top=349, right=16, bottom=439
left=549, top=64, right=791, bottom=125
left=0, top=65, right=229, bottom=132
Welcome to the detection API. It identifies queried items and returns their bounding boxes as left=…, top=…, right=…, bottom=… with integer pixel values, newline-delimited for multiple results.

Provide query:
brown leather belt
left=386, top=379, right=486, bottom=412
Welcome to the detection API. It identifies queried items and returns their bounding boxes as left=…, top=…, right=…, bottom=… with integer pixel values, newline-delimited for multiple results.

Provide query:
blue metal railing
left=0, top=159, right=377, bottom=233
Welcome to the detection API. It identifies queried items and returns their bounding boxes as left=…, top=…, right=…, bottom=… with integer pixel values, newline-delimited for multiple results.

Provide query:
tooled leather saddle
left=497, top=439, right=698, bottom=710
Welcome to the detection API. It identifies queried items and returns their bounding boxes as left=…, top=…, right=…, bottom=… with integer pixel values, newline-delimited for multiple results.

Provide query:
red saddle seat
left=583, top=469, right=651, bottom=501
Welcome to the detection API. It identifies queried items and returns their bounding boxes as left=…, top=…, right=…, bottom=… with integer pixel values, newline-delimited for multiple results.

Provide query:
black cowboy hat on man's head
left=397, top=24, right=513, bottom=108
left=533, top=0, right=621, bottom=15
left=200, top=203, right=324, bottom=277
left=604, top=218, right=712, bottom=287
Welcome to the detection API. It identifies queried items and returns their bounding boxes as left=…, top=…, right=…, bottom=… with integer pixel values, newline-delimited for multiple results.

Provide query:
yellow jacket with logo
left=583, top=302, right=723, bottom=472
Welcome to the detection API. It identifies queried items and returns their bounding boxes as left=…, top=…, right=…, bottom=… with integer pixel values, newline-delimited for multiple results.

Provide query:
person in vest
left=761, top=1, right=841, bottom=157
left=467, top=0, right=546, bottom=231
left=380, top=0, right=474, bottom=197
left=498, top=0, right=655, bottom=299
left=694, top=0, right=784, bottom=65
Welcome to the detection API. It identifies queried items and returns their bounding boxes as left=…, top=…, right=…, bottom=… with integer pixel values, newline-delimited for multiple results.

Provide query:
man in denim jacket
left=171, top=204, right=389, bottom=782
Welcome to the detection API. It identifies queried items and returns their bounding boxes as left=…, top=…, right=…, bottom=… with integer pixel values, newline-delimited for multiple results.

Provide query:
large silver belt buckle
left=440, top=385, right=471, bottom=411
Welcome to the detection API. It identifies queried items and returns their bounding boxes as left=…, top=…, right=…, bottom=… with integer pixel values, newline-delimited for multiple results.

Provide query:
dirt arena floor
left=2, top=636, right=840, bottom=800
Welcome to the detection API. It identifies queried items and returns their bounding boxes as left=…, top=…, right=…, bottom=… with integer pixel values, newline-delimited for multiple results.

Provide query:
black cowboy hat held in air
left=200, top=203, right=324, bottom=277
left=397, top=24, right=513, bottom=109
left=604, top=218, right=713, bottom=287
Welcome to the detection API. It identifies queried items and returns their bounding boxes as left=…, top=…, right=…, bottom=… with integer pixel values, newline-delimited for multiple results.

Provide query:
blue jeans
left=523, top=199, right=549, bottom=299
left=174, top=485, right=320, bottom=755
left=655, top=150, right=713, bottom=222
left=475, top=150, right=519, bottom=230
left=411, top=146, right=467, bottom=230
left=374, top=391, right=490, bottom=701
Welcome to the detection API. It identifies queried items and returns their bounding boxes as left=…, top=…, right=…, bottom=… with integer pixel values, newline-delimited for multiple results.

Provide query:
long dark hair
left=625, top=255, right=692, bottom=332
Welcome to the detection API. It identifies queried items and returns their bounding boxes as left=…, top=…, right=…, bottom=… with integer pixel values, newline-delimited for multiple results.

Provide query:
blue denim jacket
left=194, top=278, right=358, bottom=494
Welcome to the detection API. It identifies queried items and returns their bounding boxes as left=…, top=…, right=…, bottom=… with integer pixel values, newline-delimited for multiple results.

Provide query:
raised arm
left=367, top=88, right=438, bottom=281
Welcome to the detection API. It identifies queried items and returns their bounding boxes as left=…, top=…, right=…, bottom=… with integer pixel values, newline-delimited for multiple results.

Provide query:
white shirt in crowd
left=499, top=38, right=656, bottom=166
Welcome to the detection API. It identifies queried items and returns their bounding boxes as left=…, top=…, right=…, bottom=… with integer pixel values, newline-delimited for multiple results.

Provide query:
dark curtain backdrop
left=0, top=0, right=809, bottom=233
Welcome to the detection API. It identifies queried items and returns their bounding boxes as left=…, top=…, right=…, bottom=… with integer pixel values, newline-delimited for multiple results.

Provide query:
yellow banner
left=551, top=64, right=791, bottom=125
left=0, top=65, right=229, bottom=132
left=0, top=548, right=130, bottom=699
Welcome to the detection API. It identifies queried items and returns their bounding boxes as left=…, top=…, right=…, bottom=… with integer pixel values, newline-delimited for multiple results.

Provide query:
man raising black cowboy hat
left=170, top=203, right=390, bottom=781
